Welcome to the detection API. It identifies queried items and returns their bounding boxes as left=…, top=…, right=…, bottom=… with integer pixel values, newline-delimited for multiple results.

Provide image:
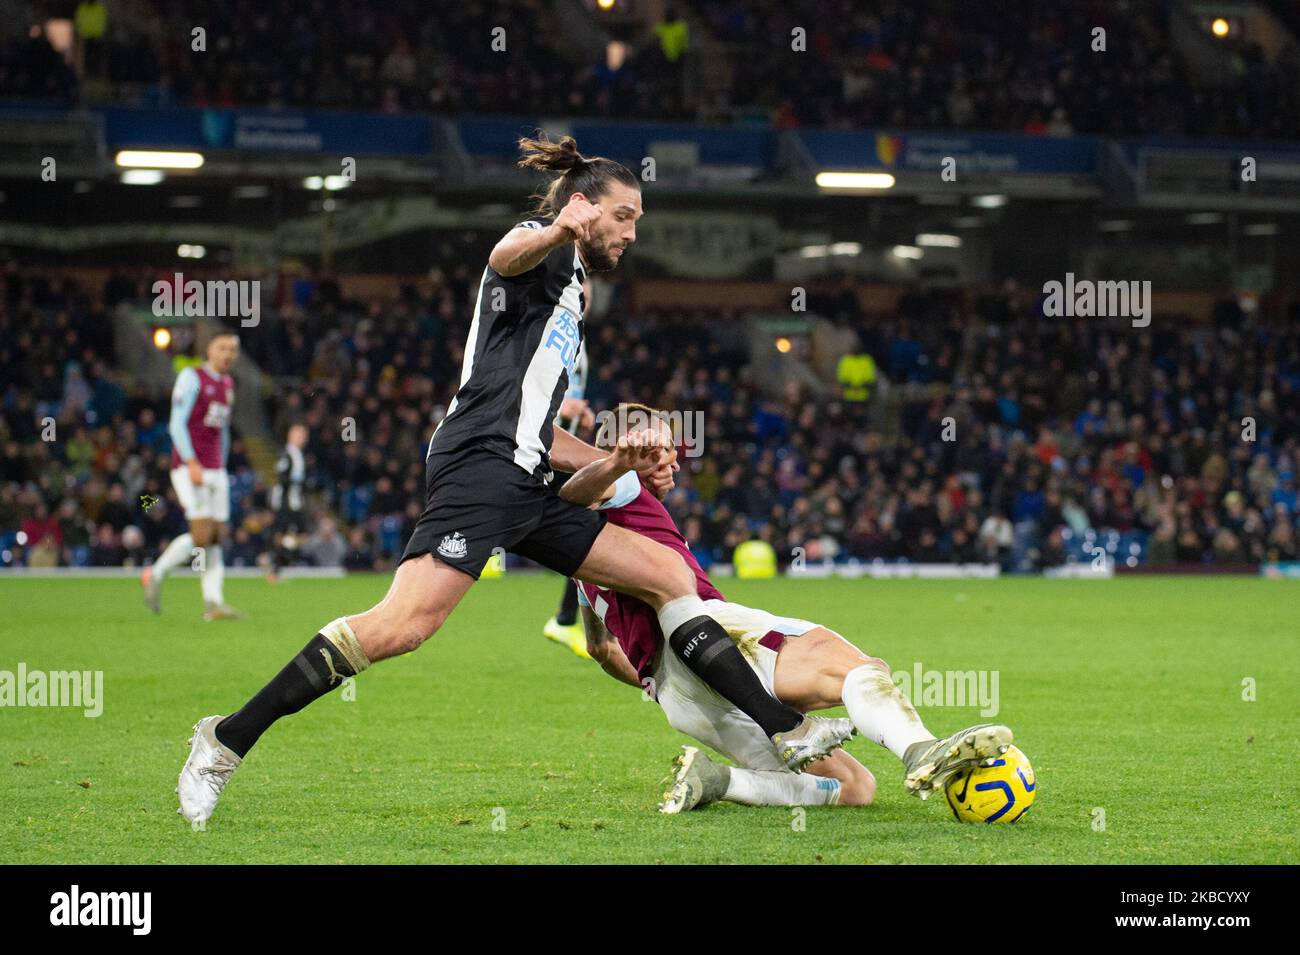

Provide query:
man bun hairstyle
left=518, top=132, right=639, bottom=219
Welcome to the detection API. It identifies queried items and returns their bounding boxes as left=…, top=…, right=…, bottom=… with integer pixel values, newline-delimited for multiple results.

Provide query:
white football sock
left=656, top=594, right=709, bottom=639
left=724, top=768, right=841, bottom=806
left=200, top=545, right=225, bottom=604
left=153, top=533, right=194, bottom=579
left=842, top=663, right=934, bottom=760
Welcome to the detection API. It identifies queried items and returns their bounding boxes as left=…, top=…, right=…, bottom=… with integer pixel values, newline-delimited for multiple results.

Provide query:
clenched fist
left=553, top=195, right=603, bottom=242
left=611, top=428, right=671, bottom=472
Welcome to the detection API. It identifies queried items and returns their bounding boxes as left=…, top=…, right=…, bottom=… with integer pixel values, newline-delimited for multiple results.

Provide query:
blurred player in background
left=142, top=332, right=243, bottom=621
left=543, top=284, right=596, bottom=658
left=266, top=424, right=308, bottom=582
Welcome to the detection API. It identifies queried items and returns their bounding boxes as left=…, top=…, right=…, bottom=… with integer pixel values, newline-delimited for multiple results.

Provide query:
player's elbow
left=558, top=484, right=597, bottom=509
left=587, top=637, right=611, bottom=663
left=488, top=244, right=521, bottom=276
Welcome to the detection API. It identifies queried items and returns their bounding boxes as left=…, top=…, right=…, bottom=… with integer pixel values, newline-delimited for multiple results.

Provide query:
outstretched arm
left=551, top=427, right=605, bottom=474
left=554, top=428, right=675, bottom=503
left=561, top=457, right=639, bottom=509
left=559, top=452, right=623, bottom=508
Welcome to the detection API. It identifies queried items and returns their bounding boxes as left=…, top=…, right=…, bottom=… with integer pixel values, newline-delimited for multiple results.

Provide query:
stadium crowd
left=716, top=0, right=1300, bottom=138
left=3, top=0, right=1300, bottom=138
left=3, top=265, right=1298, bottom=574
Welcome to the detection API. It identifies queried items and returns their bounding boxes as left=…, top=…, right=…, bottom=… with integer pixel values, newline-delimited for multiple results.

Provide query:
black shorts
left=401, top=449, right=606, bottom=580
left=273, top=508, right=305, bottom=534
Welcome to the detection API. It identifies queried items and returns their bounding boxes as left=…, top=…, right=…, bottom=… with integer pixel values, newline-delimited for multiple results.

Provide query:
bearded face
left=578, top=233, right=624, bottom=272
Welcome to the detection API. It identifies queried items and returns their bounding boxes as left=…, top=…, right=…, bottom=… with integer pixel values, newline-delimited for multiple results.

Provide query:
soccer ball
left=945, top=744, right=1036, bottom=824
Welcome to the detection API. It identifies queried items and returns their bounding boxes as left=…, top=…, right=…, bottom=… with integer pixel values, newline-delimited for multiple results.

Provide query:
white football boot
left=203, top=602, right=245, bottom=622
left=771, top=714, right=856, bottom=772
left=902, top=723, right=1013, bottom=799
left=141, top=567, right=162, bottom=614
left=177, top=715, right=241, bottom=823
left=659, top=746, right=732, bottom=814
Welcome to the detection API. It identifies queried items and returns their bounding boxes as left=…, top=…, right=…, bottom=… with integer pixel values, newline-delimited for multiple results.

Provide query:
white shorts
left=651, top=598, right=818, bottom=772
left=170, top=467, right=231, bottom=523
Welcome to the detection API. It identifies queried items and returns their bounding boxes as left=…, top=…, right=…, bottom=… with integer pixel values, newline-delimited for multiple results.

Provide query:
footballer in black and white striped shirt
left=178, top=134, right=841, bottom=828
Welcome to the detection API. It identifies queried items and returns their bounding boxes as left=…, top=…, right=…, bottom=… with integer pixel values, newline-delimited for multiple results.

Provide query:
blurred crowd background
left=3, top=265, right=1297, bottom=573
left=4, top=1, right=1298, bottom=574
left=5, top=0, right=1300, bottom=137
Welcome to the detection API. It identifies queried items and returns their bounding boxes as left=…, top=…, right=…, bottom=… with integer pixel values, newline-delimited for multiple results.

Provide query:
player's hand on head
left=631, top=429, right=669, bottom=468
left=554, top=195, right=603, bottom=242
left=644, top=463, right=675, bottom=501
left=612, top=429, right=656, bottom=470
left=621, top=429, right=675, bottom=499
left=611, top=433, right=637, bottom=469
left=638, top=430, right=676, bottom=472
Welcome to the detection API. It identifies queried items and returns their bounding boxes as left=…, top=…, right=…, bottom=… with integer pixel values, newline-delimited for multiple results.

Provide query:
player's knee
left=837, top=766, right=877, bottom=806
left=827, top=637, right=888, bottom=678
left=859, top=655, right=889, bottom=675
left=358, top=608, right=442, bottom=659
left=803, top=629, right=887, bottom=681
left=394, top=614, right=441, bottom=654
left=821, top=654, right=889, bottom=708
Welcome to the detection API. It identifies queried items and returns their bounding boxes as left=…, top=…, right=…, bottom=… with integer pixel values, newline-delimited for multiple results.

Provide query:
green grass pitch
left=1, top=574, right=1296, bottom=864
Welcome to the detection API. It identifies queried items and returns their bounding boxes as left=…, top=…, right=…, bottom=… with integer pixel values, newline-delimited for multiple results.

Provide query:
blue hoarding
left=798, top=128, right=1098, bottom=175
left=99, top=106, right=434, bottom=156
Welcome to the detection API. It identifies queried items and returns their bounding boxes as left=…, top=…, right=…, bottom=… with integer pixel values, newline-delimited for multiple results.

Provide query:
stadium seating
left=4, top=0, right=1299, bottom=137
left=3, top=268, right=1297, bottom=572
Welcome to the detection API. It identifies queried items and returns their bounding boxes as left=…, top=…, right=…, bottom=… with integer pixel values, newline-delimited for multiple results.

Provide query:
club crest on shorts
left=437, top=531, right=468, bottom=560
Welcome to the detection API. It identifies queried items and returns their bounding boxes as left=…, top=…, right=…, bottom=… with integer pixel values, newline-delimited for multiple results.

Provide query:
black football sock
left=556, top=578, right=579, bottom=627
left=215, top=634, right=358, bottom=757
left=667, top=616, right=802, bottom=736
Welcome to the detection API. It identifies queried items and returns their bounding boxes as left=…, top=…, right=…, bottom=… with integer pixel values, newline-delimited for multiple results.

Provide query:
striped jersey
left=558, top=340, right=589, bottom=435
left=428, top=217, right=586, bottom=482
left=271, top=444, right=305, bottom=512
